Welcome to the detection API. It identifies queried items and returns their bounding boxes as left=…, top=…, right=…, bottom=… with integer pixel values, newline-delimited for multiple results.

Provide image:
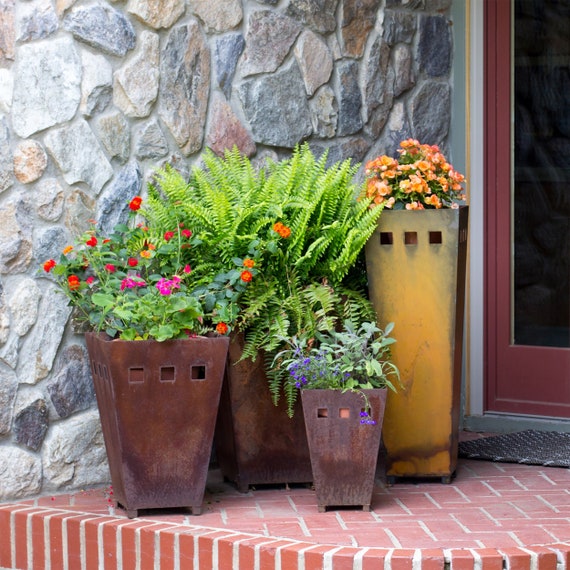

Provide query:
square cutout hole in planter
left=404, top=231, right=418, bottom=245
left=129, top=366, right=144, bottom=384
left=317, top=408, right=329, bottom=418
left=380, top=232, right=393, bottom=245
left=429, top=231, right=443, bottom=244
left=160, top=366, right=176, bottom=383
left=191, top=365, right=206, bottom=381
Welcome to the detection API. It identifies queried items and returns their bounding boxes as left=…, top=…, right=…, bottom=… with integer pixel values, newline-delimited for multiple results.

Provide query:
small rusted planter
left=85, top=332, right=229, bottom=518
left=301, top=388, right=387, bottom=512
left=214, top=333, right=312, bottom=492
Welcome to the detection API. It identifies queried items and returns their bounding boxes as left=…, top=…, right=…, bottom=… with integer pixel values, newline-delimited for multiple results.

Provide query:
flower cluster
left=273, top=321, right=400, bottom=424
left=364, top=139, right=466, bottom=210
left=42, top=196, right=255, bottom=341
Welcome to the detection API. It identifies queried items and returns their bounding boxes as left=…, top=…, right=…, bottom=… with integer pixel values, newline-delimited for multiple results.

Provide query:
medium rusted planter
left=214, top=333, right=312, bottom=492
left=365, top=207, right=468, bottom=482
left=85, top=332, right=229, bottom=518
left=301, top=388, right=387, bottom=512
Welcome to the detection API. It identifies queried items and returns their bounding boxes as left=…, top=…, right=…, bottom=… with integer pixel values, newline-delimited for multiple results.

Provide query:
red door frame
left=484, top=0, right=570, bottom=418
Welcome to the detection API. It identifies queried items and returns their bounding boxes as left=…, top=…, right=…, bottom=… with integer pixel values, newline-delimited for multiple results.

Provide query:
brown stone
left=13, top=140, right=48, bottom=184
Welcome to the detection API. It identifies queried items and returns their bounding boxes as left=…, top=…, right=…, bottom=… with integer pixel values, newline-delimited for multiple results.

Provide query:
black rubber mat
left=458, top=430, right=570, bottom=468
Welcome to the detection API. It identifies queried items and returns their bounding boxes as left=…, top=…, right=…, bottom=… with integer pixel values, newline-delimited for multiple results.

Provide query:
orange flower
left=63, top=245, right=73, bottom=255
left=240, top=270, right=253, bottom=283
left=424, top=194, right=442, bottom=208
left=216, top=322, right=229, bottom=335
left=43, top=259, right=56, bottom=272
left=67, top=275, right=81, bottom=290
left=140, top=250, right=152, bottom=259
left=243, top=258, right=255, bottom=268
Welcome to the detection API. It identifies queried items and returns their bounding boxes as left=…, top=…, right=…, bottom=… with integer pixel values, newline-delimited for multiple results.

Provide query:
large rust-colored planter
left=301, top=388, right=387, bottom=512
left=214, top=333, right=312, bottom=492
left=85, top=333, right=229, bottom=517
left=365, top=207, right=469, bottom=482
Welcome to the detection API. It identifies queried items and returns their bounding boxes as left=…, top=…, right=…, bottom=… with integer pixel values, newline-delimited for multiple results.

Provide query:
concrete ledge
left=1, top=503, right=568, bottom=570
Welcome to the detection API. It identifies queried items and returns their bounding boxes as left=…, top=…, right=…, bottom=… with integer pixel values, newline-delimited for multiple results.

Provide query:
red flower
left=127, top=257, right=138, bottom=267
left=164, top=231, right=175, bottom=241
left=105, top=264, right=116, bottom=273
left=181, top=229, right=192, bottom=238
left=86, top=276, right=95, bottom=285
left=129, top=196, right=142, bottom=211
left=68, top=275, right=81, bottom=290
left=86, top=236, right=97, bottom=247
left=240, top=270, right=253, bottom=283
left=43, top=259, right=56, bottom=272
left=216, top=322, right=229, bottom=335
left=183, top=264, right=192, bottom=273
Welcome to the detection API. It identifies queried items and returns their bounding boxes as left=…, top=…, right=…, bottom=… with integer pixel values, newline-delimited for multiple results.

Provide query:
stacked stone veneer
left=0, top=0, right=453, bottom=501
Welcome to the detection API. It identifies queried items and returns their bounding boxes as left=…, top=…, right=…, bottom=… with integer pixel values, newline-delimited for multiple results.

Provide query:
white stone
left=0, top=69, right=13, bottom=113
left=0, top=363, right=17, bottom=434
left=42, top=410, right=110, bottom=490
left=127, top=0, right=185, bottom=29
left=0, top=446, right=42, bottom=500
left=8, top=278, right=41, bottom=336
left=80, top=50, right=113, bottom=117
left=11, top=36, right=81, bottom=138
left=191, top=0, right=242, bottom=32
left=36, top=178, right=65, bottom=222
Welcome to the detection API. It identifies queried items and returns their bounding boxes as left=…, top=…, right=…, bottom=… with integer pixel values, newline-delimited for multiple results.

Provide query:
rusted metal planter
left=214, top=333, right=312, bottom=492
left=85, top=332, right=229, bottom=518
left=301, top=388, right=387, bottom=512
left=365, top=207, right=469, bottom=482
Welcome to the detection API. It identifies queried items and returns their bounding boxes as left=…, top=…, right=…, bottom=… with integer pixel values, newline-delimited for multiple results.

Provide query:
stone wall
left=0, top=0, right=454, bottom=501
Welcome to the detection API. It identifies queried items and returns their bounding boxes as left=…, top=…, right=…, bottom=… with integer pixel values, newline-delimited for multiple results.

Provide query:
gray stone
left=44, top=119, right=113, bottom=194
left=294, top=30, right=333, bottom=97
left=418, top=15, right=452, bottom=77
left=114, top=31, right=160, bottom=118
left=0, top=68, right=13, bottom=113
left=0, top=446, right=42, bottom=500
left=42, top=409, right=109, bottom=490
left=0, top=200, right=33, bottom=274
left=11, top=37, right=81, bottom=138
left=364, top=37, right=394, bottom=138
left=206, top=95, right=256, bottom=157
left=8, top=278, right=40, bottom=336
left=286, top=0, right=339, bottom=33
left=159, top=21, right=210, bottom=156
left=410, top=81, right=450, bottom=145
left=16, top=0, right=58, bottom=42
left=95, top=111, right=130, bottom=164
left=13, top=399, right=49, bottom=451
left=65, top=189, right=96, bottom=238
left=97, top=161, right=142, bottom=234
left=36, top=178, right=65, bottom=222
left=0, top=117, right=12, bottom=194
left=0, top=0, right=15, bottom=64
left=385, top=0, right=424, bottom=8
left=0, top=282, right=9, bottom=345
left=256, top=0, right=278, bottom=3
left=382, top=100, right=412, bottom=156
left=238, top=61, right=312, bottom=148
left=63, top=2, right=136, bottom=57
left=48, top=344, right=95, bottom=419
left=214, top=33, right=245, bottom=100
left=18, top=287, right=72, bottom=384
left=393, top=44, right=415, bottom=97
left=340, top=0, right=379, bottom=58
left=135, top=119, right=169, bottom=160
left=241, top=11, right=301, bottom=77
left=190, top=0, right=242, bottom=33
left=383, top=10, right=416, bottom=45
left=311, top=136, right=371, bottom=167
left=35, top=226, right=68, bottom=268
left=0, top=335, right=20, bottom=370
left=0, top=364, right=17, bottom=434
left=127, top=0, right=185, bottom=29
left=309, top=85, right=338, bottom=139
left=13, top=140, right=47, bottom=184
left=336, top=59, right=363, bottom=136
left=80, top=50, right=113, bottom=118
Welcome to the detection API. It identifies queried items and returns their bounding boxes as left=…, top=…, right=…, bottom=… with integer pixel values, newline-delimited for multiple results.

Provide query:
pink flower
left=181, top=229, right=192, bottom=238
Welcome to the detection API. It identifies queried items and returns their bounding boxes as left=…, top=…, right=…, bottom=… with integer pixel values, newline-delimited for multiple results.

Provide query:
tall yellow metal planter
left=365, top=207, right=468, bottom=482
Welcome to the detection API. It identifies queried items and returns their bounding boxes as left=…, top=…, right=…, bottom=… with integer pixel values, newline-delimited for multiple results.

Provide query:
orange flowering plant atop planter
left=41, top=196, right=253, bottom=341
left=363, top=139, right=466, bottom=210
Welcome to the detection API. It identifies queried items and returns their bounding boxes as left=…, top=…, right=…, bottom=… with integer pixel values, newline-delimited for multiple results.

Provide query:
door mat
left=458, top=430, right=570, bottom=468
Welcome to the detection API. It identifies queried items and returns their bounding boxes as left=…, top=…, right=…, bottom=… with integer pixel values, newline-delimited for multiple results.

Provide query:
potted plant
left=274, top=321, right=399, bottom=511
left=363, top=139, right=469, bottom=483
left=145, top=144, right=384, bottom=490
left=41, top=196, right=251, bottom=517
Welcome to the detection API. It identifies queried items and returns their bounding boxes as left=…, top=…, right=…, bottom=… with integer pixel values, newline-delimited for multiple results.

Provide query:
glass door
left=485, top=0, right=570, bottom=418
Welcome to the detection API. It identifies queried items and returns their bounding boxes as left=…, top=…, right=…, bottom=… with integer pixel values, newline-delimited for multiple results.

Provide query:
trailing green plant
left=144, top=144, right=385, bottom=414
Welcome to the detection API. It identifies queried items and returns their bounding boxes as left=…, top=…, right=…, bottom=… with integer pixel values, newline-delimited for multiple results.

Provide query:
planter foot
left=317, top=505, right=326, bottom=513
left=190, top=506, right=202, bottom=515
left=125, top=508, right=138, bottom=519
left=363, top=505, right=370, bottom=512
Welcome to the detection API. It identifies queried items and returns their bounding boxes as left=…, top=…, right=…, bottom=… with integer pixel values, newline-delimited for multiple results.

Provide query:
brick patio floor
left=1, top=438, right=569, bottom=569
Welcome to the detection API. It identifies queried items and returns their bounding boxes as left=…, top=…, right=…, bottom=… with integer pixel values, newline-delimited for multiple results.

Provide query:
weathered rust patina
left=301, top=388, right=387, bottom=512
left=86, top=333, right=229, bottom=517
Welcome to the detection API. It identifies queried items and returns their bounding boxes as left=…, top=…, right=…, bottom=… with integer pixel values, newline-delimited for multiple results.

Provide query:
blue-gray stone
left=410, top=81, right=450, bottom=145
left=13, top=400, right=49, bottom=451
left=286, top=0, right=339, bottom=33
left=418, top=15, right=452, bottom=77
left=34, top=226, right=68, bottom=267
left=63, top=3, right=136, bottom=57
left=214, top=33, right=245, bottom=100
left=383, top=10, right=416, bottom=45
left=336, top=59, right=363, bottom=136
